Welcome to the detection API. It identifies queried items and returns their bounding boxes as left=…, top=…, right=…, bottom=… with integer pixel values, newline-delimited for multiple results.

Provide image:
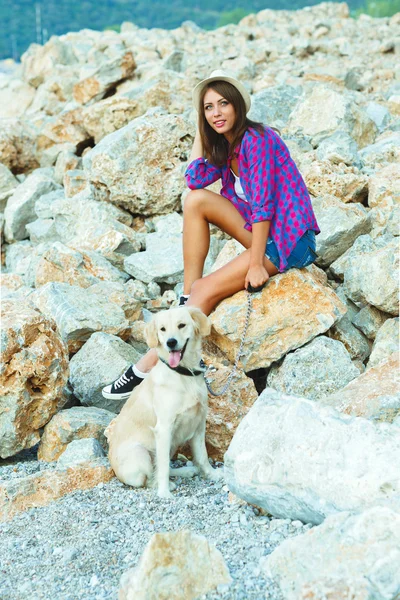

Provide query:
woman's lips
left=214, top=120, right=226, bottom=128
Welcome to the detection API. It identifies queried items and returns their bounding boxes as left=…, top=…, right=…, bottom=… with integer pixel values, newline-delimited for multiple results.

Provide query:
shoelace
left=114, top=372, right=131, bottom=389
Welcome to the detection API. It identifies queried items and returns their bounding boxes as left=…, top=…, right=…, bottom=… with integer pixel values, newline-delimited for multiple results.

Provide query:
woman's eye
left=178, top=323, right=185, bottom=329
left=221, top=101, right=228, bottom=105
left=160, top=327, right=166, bottom=332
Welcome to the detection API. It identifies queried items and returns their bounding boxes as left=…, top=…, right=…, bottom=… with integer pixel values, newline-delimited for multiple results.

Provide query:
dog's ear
left=144, top=317, right=159, bottom=348
left=187, top=307, right=211, bottom=337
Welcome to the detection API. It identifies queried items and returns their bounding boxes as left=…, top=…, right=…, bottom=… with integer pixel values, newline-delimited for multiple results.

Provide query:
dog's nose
left=166, top=338, right=178, bottom=349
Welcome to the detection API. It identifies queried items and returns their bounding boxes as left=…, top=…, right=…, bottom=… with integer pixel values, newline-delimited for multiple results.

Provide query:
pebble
left=0, top=449, right=310, bottom=600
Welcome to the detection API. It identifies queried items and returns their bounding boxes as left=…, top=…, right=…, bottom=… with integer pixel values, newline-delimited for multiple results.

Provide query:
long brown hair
left=198, top=81, right=265, bottom=167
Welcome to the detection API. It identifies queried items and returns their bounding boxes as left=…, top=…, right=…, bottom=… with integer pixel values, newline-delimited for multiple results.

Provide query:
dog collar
left=159, top=357, right=207, bottom=377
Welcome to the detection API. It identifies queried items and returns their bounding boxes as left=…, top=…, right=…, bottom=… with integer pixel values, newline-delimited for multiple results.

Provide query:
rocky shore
left=1, top=2, right=399, bottom=598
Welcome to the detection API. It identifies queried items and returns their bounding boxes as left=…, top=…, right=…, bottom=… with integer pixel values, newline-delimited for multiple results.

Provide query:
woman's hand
left=245, top=264, right=270, bottom=290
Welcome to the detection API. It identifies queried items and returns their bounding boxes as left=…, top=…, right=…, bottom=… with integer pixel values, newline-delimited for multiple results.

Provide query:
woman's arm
left=185, top=129, right=222, bottom=189
left=245, top=220, right=271, bottom=289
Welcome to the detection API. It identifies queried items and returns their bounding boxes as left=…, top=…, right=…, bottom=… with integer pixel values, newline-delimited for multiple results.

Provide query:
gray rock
left=82, top=109, right=193, bottom=216
left=124, top=230, right=219, bottom=285
left=263, top=507, right=400, bottom=600
left=365, top=101, right=391, bottom=131
left=57, top=438, right=105, bottom=468
left=368, top=318, right=399, bottom=369
left=342, top=237, right=399, bottom=315
left=31, top=282, right=130, bottom=352
left=69, top=331, right=142, bottom=412
left=248, top=85, right=302, bottom=129
left=352, top=305, right=391, bottom=340
left=359, top=132, right=400, bottom=168
left=329, top=312, right=371, bottom=361
left=0, top=163, right=18, bottom=211
left=26, top=219, right=59, bottom=244
left=224, top=388, right=400, bottom=525
left=267, top=336, right=360, bottom=400
left=329, top=233, right=390, bottom=280
left=3, top=169, right=61, bottom=242
left=312, top=195, right=371, bottom=267
left=316, top=130, right=360, bottom=166
left=34, top=189, right=65, bottom=219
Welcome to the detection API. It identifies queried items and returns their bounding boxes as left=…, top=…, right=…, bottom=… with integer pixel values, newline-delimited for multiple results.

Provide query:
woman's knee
left=183, top=189, right=207, bottom=215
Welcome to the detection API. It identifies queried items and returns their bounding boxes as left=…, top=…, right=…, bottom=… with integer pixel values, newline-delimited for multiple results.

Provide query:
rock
left=0, top=163, right=19, bottom=211
left=342, top=237, right=399, bottom=315
left=303, top=160, right=368, bottom=203
left=88, top=281, right=142, bottom=322
left=63, top=169, right=89, bottom=197
left=365, top=101, right=391, bottom=131
left=124, top=228, right=219, bottom=285
left=263, top=507, right=400, bottom=600
left=201, top=357, right=258, bottom=461
left=34, top=189, right=64, bottom=219
left=38, top=406, right=115, bottom=461
left=0, top=79, right=36, bottom=118
left=31, top=192, right=140, bottom=268
left=31, top=282, right=130, bottom=353
left=248, top=85, right=302, bottom=130
left=57, top=438, right=104, bottom=468
left=83, top=109, right=193, bottom=216
left=368, top=163, right=400, bottom=209
left=359, top=132, right=400, bottom=170
left=34, top=242, right=128, bottom=288
left=224, top=388, right=400, bottom=524
left=328, top=312, right=371, bottom=361
left=210, top=266, right=346, bottom=371
left=36, top=107, right=89, bottom=160
left=54, top=150, right=82, bottom=185
left=267, top=336, right=359, bottom=400
left=287, top=86, right=377, bottom=148
left=316, top=130, right=360, bottom=166
left=322, top=352, right=400, bottom=423
left=81, top=96, right=143, bottom=144
left=352, top=304, right=390, bottom=340
left=0, top=458, right=114, bottom=522
left=312, top=195, right=371, bottom=267
left=73, top=51, right=136, bottom=105
left=21, top=36, right=78, bottom=88
left=368, top=318, right=399, bottom=368
left=0, top=118, right=39, bottom=174
left=118, top=530, right=231, bottom=600
left=3, top=168, right=60, bottom=242
left=0, top=299, right=69, bottom=459
left=68, top=332, right=142, bottom=413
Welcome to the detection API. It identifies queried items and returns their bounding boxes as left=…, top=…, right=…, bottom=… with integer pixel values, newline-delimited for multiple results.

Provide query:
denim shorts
left=265, top=230, right=317, bottom=272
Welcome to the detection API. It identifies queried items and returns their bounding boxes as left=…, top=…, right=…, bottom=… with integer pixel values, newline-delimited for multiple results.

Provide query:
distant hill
left=0, top=0, right=383, bottom=62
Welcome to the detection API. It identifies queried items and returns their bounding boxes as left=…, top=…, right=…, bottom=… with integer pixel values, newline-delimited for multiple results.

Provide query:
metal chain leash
left=205, top=291, right=253, bottom=397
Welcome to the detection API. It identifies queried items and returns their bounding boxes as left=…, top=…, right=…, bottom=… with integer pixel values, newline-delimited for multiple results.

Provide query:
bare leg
left=183, top=189, right=253, bottom=293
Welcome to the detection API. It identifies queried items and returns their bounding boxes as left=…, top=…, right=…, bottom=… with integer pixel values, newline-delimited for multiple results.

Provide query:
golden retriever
left=105, top=307, right=223, bottom=499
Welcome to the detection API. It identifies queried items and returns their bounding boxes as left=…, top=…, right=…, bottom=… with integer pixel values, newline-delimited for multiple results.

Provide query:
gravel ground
left=0, top=448, right=311, bottom=600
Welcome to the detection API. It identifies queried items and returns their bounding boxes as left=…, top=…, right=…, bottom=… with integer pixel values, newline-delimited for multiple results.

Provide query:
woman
left=102, top=69, right=320, bottom=401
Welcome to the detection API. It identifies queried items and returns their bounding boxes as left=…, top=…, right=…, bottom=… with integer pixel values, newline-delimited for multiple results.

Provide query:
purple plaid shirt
left=185, top=126, right=320, bottom=271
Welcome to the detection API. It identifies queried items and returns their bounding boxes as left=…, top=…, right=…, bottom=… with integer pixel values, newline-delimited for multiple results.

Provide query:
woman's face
left=203, top=88, right=236, bottom=140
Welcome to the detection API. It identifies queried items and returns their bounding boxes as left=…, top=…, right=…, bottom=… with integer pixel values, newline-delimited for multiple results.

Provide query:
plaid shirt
left=185, top=126, right=320, bottom=271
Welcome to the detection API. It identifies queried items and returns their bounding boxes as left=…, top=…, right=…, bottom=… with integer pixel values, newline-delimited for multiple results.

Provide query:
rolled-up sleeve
left=184, top=157, right=222, bottom=190
left=246, top=132, right=277, bottom=223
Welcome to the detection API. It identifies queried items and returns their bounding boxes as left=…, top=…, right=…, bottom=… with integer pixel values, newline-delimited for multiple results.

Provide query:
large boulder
left=3, top=169, right=60, bottom=242
left=322, top=352, right=400, bottom=423
left=263, top=507, right=400, bottom=600
left=0, top=299, right=69, bottom=458
left=303, top=160, right=368, bottom=203
left=31, top=282, right=130, bottom=353
left=368, top=163, right=400, bottom=208
left=38, top=406, right=116, bottom=461
left=0, top=118, right=39, bottom=174
left=82, top=110, right=193, bottom=216
left=210, top=266, right=346, bottom=371
left=119, top=530, right=231, bottom=600
left=0, top=163, right=19, bottom=211
left=367, top=318, right=399, bottom=368
left=267, top=336, right=360, bottom=400
left=224, top=389, right=400, bottom=524
left=312, top=195, right=371, bottom=267
left=68, top=332, right=142, bottom=413
left=287, top=86, right=377, bottom=148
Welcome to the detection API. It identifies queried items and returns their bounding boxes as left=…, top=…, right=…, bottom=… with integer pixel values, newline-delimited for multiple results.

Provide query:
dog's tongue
left=169, top=351, right=182, bottom=368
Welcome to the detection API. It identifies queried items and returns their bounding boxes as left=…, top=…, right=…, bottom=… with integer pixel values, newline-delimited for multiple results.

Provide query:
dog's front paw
left=169, top=480, right=177, bottom=491
left=157, top=488, right=174, bottom=500
left=206, top=467, right=224, bottom=482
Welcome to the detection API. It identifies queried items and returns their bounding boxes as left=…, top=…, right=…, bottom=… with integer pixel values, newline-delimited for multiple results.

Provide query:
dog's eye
left=160, top=327, right=166, bottom=332
left=178, top=323, right=186, bottom=329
